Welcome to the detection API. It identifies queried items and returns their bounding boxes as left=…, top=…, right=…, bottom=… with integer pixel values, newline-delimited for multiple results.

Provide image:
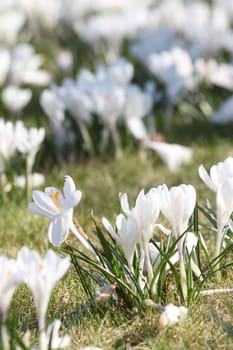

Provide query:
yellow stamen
left=5, top=270, right=13, bottom=280
left=49, top=191, right=61, bottom=210
left=38, top=263, right=44, bottom=270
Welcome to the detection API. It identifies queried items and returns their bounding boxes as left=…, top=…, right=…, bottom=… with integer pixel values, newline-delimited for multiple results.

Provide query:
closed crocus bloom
left=122, top=84, right=153, bottom=140
left=158, top=184, right=196, bottom=238
left=133, top=188, right=160, bottom=244
left=199, top=157, right=233, bottom=192
left=2, top=85, right=32, bottom=114
left=215, top=178, right=233, bottom=258
left=0, top=256, right=21, bottom=322
left=29, top=175, right=95, bottom=255
left=15, top=121, right=45, bottom=155
left=17, top=247, right=70, bottom=332
left=120, top=189, right=160, bottom=283
left=158, top=184, right=196, bottom=300
left=102, top=213, right=138, bottom=270
left=15, top=121, right=45, bottom=174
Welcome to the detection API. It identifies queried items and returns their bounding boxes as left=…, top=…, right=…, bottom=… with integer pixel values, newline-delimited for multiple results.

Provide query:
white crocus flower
left=144, top=139, right=193, bottom=172
left=29, top=175, right=94, bottom=254
left=122, top=84, right=153, bottom=140
left=96, top=57, right=134, bottom=85
left=40, top=89, right=67, bottom=151
left=146, top=47, right=194, bottom=102
left=0, top=256, right=21, bottom=322
left=15, top=121, right=45, bottom=175
left=199, top=157, right=233, bottom=192
left=2, top=85, right=32, bottom=114
left=215, top=178, right=233, bottom=258
left=159, top=303, right=188, bottom=328
left=39, top=319, right=70, bottom=350
left=158, top=184, right=196, bottom=300
left=102, top=213, right=138, bottom=271
left=17, top=247, right=70, bottom=332
left=14, top=173, right=45, bottom=189
left=120, top=189, right=160, bottom=283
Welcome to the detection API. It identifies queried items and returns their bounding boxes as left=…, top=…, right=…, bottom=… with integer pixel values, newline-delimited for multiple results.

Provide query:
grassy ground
left=1, top=119, right=233, bottom=349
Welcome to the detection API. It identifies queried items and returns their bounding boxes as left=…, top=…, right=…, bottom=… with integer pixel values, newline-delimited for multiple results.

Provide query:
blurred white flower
left=199, top=157, right=233, bottom=192
left=144, top=139, right=192, bottom=172
left=0, top=9, right=25, bottom=45
left=14, top=173, right=45, bottom=189
left=56, top=50, right=73, bottom=73
left=39, top=319, right=70, bottom=350
left=74, top=9, right=148, bottom=62
left=159, top=303, right=188, bottom=328
left=2, top=85, right=32, bottom=114
left=147, top=47, right=194, bottom=101
left=19, top=0, right=62, bottom=31
left=196, top=59, right=233, bottom=91
left=96, top=57, right=134, bottom=85
left=0, top=256, right=21, bottom=321
left=40, top=89, right=65, bottom=124
left=8, top=44, right=51, bottom=86
left=17, top=247, right=70, bottom=331
left=122, top=84, right=153, bottom=140
left=15, top=121, right=45, bottom=174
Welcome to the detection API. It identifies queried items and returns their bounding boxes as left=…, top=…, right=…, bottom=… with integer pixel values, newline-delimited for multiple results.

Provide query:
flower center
left=38, top=263, right=44, bottom=270
left=5, top=270, right=13, bottom=280
left=49, top=191, right=61, bottom=210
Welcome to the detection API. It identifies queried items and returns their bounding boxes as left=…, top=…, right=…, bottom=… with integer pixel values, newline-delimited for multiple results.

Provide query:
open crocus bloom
left=159, top=303, right=188, bottom=328
left=29, top=175, right=93, bottom=253
left=17, top=247, right=70, bottom=332
left=199, top=157, right=233, bottom=192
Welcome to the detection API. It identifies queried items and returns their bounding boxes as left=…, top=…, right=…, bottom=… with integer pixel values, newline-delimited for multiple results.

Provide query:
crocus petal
left=63, top=175, right=76, bottom=196
left=199, top=164, right=217, bottom=192
left=62, top=190, right=82, bottom=210
left=32, top=190, right=59, bottom=215
left=28, top=202, right=53, bottom=219
left=120, top=192, right=131, bottom=216
left=102, top=217, right=118, bottom=241
left=48, top=215, right=70, bottom=246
